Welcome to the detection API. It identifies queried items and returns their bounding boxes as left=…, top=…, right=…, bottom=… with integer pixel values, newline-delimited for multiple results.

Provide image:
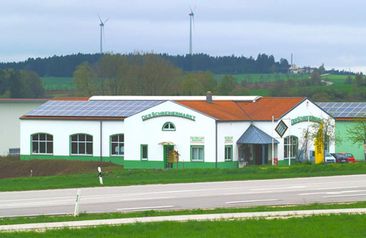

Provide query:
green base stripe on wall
left=20, top=155, right=239, bottom=169
left=277, top=159, right=298, bottom=166
left=20, top=155, right=124, bottom=166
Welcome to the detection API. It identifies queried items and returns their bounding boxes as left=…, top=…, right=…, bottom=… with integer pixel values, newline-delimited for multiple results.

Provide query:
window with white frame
left=225, top=145, right=233, bottom=161
left=71, top=134, right=93, bottom=155
left=191, top=145, right=204, bottom=162
left=111, top=134, right=124, bottom=156
left=284, top=136, right=298, bottom=159
left=162, top=122, right=176, bottom=131
left=31, top=133, right=53, bottom=154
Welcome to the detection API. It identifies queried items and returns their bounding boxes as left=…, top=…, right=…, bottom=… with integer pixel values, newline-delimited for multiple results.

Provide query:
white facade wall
left=125, top=101, right=216, bottom=163
left=20, top=120, right=124, bottom=158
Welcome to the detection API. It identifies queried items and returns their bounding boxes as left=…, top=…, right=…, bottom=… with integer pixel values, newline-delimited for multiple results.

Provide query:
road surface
left=1, top=174, right=366, bottom=217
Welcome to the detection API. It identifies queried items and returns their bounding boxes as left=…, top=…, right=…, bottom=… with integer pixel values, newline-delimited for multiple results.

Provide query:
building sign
left=142, top=111, right=196, bottom=121
left=190, top=136, right=204, bottom=144
left=275, top=120, right=288, bottom=138
left=224, top=136, right=233, bottom=144
left=291, top=116, right=322, bottom=125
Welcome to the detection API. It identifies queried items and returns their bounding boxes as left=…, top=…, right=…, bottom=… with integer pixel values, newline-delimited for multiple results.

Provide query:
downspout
left=100, top=121, right=103, bottom=163
left=215, top=120, right=218, bottom=168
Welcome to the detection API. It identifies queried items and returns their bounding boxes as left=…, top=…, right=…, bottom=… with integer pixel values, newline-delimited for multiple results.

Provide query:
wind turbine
left=99, top=16, right=109, bottom=54
left=189, top=9, right=194, bottom=56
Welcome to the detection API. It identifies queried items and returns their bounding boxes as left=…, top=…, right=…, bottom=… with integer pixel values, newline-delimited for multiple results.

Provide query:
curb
left=1, top=208, right=366, bottom=232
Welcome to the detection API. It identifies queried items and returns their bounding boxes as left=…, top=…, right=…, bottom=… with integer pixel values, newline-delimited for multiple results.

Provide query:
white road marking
left=299, top=189, right=366, bottom=196
left=323, top=193, right=366, bottom=198
left=225, top=199, right=279, bottom=204
left=251, top=186, right=306, bottom=191
left=116, top=205, right=175, bottom=211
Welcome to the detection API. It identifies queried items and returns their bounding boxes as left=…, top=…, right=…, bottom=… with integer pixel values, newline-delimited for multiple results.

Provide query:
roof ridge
left=234, top=101, right=253, bottom=122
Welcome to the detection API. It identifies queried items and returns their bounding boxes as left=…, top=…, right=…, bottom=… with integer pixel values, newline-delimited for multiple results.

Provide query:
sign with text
left=142, top=111, right=196, bottom=121
left=190, top=136, right=204, bottom=144
left=291, top=116, right=322, bottom=126
left=224, top=136, right=233, bottom=144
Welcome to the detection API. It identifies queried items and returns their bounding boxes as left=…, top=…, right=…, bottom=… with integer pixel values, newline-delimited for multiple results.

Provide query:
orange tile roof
left=176, top=97, right=305, bottom=121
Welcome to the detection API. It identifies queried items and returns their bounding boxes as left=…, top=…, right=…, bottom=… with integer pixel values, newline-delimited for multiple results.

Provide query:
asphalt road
left=1, top=174, right=366, bottom=218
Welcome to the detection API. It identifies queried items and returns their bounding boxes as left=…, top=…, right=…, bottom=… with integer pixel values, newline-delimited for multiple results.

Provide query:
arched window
left=111, top=134, right=124, bottom=156
left=31, top=133, right=53, bottom=154
left=70, top=134, right=93, bottom=155
left=162, top=122, right=176, bottom=131
left=284, top=136, right=298, bottom=159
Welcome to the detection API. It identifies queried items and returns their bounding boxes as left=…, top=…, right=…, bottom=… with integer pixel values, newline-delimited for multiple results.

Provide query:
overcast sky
left=1, top=0, right=366, bottom=72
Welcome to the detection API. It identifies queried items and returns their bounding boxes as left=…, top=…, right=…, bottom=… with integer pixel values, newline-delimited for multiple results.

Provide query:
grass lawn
left=1, top=162, right=366, bottom=192
left=1, top=201, right=366, bottom=226
left=2, top=214, right=366, bottom=237
left=215, top=73, right=310, bottom=83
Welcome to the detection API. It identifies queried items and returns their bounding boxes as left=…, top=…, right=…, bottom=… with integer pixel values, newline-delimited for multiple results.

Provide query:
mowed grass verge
left=2, top=201, right=366, bottom=226
left=0, top=161, right=366, bottom=192
left=2, top=214, right=366, bottom=238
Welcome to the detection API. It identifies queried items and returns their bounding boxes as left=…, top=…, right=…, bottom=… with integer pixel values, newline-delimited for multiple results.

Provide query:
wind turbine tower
left=99, top=16, right=109, bottom=54
left=189, top=9, right=194, bottom=55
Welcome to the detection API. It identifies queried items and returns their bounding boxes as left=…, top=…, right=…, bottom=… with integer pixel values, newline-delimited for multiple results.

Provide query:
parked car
left=324, top=153, right=336, bottom=163
left=331, top=153, right=356, bottom=163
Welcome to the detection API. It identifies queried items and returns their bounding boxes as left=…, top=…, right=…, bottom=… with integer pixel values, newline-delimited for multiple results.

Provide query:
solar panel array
left=317, top=102, right=366, bottom=118
left=26, top=100, right=165, bottom=118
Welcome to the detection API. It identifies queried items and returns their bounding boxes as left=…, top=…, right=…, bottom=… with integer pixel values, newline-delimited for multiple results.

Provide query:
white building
left=20, top=95, right=334, bottom=168
left=0, top=98, right=47, bottom=156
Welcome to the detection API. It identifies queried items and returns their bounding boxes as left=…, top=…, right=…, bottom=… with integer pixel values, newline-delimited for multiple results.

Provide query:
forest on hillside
left=0, top=53, right=290, bottom=77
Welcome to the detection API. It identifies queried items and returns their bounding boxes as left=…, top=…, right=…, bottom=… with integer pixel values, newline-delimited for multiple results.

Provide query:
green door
left=163, top=145, right=174, bottom=168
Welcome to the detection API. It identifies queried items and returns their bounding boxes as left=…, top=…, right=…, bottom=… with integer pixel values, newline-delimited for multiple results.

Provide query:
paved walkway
left=1, top=208, right=366, bottom=232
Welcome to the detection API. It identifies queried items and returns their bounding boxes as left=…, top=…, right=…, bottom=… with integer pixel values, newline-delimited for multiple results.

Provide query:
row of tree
left=74, top=54, right=251, bottom=96
left=0, top=69, right=44, bottom=98
left=0, top=53, right=290, bottom=77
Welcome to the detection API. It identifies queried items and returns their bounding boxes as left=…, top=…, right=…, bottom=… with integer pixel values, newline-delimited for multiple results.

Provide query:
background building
left=0, top=98, right=47, bottom=156
left=317, top=102, right=366, bottom=161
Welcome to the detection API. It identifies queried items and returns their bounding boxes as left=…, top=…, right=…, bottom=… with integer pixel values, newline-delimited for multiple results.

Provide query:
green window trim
left=140, top=144, right=148, bottom=160
left=190, top=145, right=204, bottom=162
left=225, top=145, right=233, bottom=161
left=69, top=133, right=93, bottom=156
left=30, top=132, right=54, bottom=155
left=162, top=122, right=176, bottom=131
left=110, top=134, right=125, bottom=157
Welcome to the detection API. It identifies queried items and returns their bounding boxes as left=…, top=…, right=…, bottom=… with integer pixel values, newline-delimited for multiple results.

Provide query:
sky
left=1, top=0, right=366, bottom=72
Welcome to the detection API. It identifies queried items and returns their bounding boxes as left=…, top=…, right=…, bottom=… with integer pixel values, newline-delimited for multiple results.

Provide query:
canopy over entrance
left=237, top=125, right=279, bottom=145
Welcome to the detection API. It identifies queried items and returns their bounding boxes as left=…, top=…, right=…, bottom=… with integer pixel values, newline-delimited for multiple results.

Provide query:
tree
left=217, top=75, right=237, bottom=95
left=347, top=118, right=366, bottom=145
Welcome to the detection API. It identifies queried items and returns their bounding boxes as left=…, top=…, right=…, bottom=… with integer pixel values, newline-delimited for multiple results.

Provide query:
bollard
left=73, top=189, right=81, bottom=217
left=98, top=166, right=103, bottom=185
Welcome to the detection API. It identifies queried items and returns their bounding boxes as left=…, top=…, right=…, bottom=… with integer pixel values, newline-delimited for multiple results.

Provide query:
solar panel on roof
left=26, top=100, right=165, bottom=118
left=317, top=102, right=366, bottom=118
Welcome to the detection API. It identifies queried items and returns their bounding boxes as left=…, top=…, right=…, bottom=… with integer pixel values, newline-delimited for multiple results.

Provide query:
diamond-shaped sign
left=275, top=120, right=288, bottom=138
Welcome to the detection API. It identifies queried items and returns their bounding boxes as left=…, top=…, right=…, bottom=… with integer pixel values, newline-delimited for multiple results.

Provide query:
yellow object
left=315, top=123, right=324, bottom=164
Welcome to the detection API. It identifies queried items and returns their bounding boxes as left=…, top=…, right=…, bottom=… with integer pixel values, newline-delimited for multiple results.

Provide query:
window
left=141, top=144, right=148, bottom=160
left=284, top=136, right=298, bottom=159
left=71, top=134, right=93, bottom=155
left=162, top=122, right=176, bottom=131
left=31, top=133, right=53, bottom=154
left=111, top=134, right=124, bottom=156
left=225, top=145, right=233, bottom=161
left=191, top=145, right=204, bottom=162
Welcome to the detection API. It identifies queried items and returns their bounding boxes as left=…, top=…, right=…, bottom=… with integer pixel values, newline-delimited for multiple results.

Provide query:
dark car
left=331, top=153, right=356, bottom=163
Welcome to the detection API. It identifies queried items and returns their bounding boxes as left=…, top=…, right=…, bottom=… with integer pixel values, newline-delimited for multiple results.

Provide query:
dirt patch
left=0, top=157, right=119, bottom=179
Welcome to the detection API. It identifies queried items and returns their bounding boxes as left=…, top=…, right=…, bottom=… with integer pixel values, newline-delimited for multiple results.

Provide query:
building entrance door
left=163, top=145, right=174, bottom=168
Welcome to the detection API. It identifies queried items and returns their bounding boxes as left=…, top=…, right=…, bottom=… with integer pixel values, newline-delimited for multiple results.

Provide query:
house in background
left=317, top=102, right=366, bottom=161
left=0, top=98, right=48, bottom=156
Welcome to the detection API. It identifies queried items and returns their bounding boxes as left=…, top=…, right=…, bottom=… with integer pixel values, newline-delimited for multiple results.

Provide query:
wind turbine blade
left=98, top=15, right=103, bottom=23
left=104, top=18, right=110, bottom=24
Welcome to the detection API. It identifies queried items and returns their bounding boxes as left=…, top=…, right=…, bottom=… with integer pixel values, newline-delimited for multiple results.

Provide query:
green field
left=2, top=214, right=366, bottom=238
left=2, top=201, right=366, bottom=226
left=41, top=76, right=75, bottom=91
left=215, top=73, right=310, bottom=83
left=1, top=162, right=366, bottom=192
